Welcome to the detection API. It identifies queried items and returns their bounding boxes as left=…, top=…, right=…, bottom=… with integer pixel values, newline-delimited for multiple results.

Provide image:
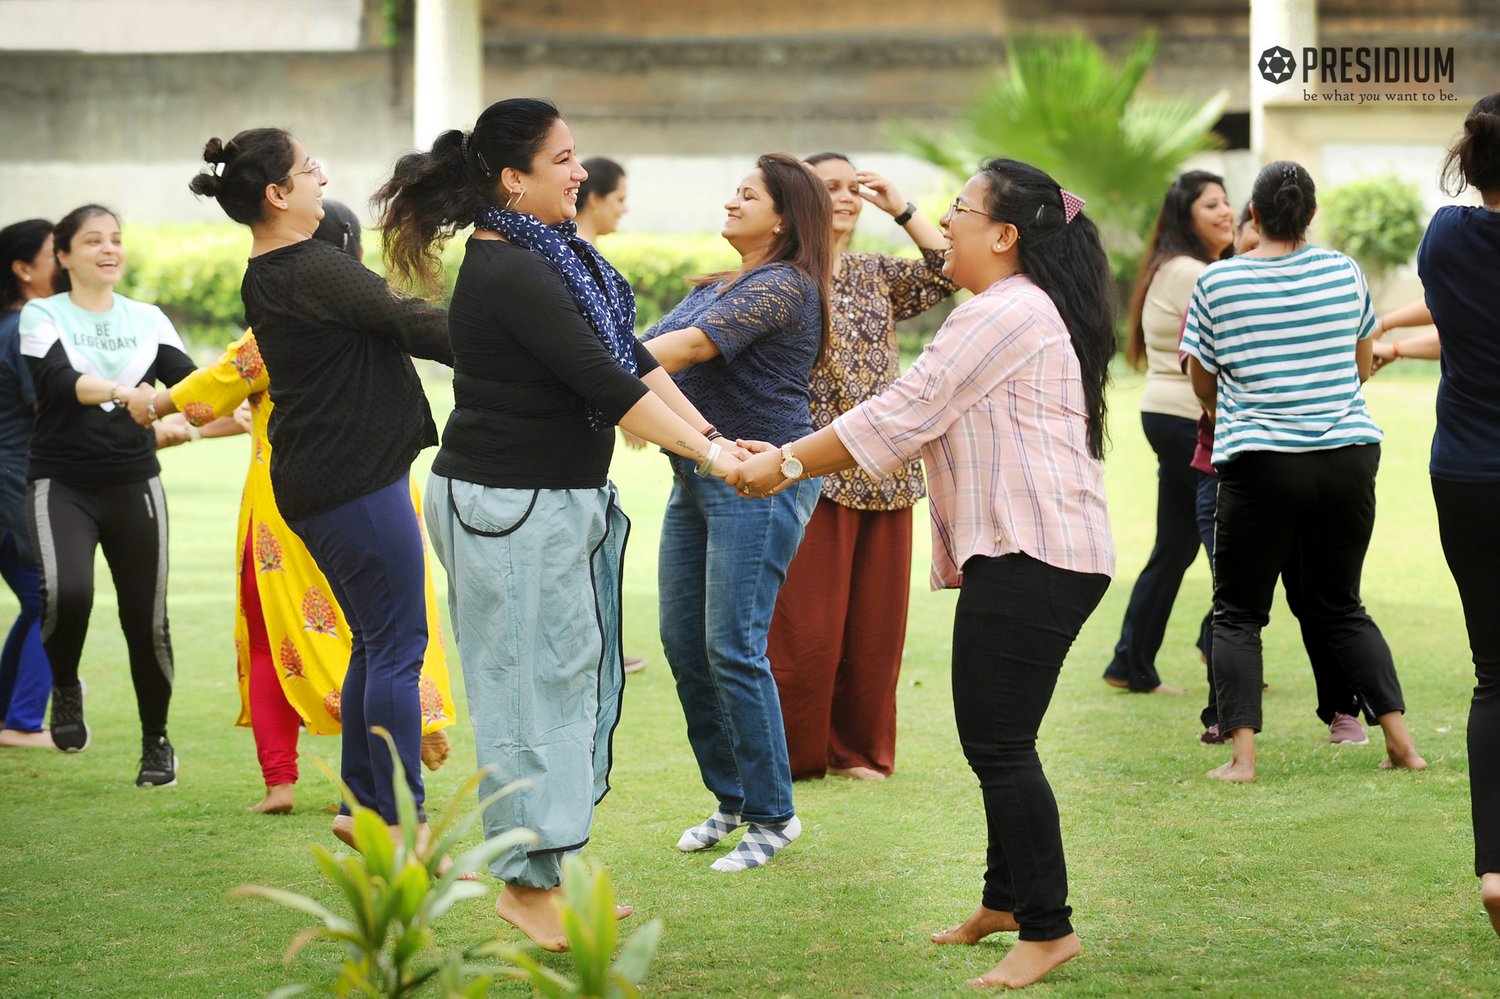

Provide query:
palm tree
left=894, top=31, right=1228, bottom=276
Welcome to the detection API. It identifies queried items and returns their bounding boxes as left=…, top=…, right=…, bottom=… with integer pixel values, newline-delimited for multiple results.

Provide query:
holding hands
left=725, top=440, right=793, bottom=498
left=122, top=382, right=159, bottom=426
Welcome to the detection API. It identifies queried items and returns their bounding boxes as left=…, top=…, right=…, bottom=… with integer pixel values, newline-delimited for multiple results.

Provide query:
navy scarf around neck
left=473, top=206, right=638, bottom=430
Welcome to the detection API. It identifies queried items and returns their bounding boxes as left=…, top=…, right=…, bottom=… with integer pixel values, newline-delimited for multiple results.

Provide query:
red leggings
left=244, top=534, right=302, bottom=786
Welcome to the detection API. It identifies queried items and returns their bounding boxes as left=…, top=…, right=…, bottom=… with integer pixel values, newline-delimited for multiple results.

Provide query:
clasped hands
left=118, top=382, right=158, bottom=427
left=723, top=440, right=796, bottom=499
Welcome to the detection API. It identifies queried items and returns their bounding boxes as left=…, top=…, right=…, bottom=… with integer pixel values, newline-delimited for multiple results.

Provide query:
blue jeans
left=0, top=531, right=48, bottom=732
left=658, top=455, right=819, bottom=824
left=287, top=477, right=428, bottom=825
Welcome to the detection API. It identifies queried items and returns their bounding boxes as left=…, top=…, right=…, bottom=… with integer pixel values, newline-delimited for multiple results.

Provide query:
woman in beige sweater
left=1102, top=171, right=1233, bottom=694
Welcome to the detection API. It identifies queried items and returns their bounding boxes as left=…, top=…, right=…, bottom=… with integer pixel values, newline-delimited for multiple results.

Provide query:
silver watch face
left=780, top=456, right=804, bottom=479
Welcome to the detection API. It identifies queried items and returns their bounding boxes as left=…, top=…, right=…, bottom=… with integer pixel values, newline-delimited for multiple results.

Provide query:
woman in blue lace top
left=641, top=153, right=833, bottom=873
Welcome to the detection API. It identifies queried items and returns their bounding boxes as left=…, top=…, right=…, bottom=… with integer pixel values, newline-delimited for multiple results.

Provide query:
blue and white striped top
left=1179, top=245, right=1382, bottom=466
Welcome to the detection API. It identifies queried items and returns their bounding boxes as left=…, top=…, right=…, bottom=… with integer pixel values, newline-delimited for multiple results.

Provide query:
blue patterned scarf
left=474, top=206, right=638, bottom=430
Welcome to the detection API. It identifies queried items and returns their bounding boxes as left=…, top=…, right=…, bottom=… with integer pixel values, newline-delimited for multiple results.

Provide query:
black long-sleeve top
left=432, top=238, right=659, bottom=489
left=241, top=239, right=452, bottom=521
left=20, top=293, right=196, bottom=485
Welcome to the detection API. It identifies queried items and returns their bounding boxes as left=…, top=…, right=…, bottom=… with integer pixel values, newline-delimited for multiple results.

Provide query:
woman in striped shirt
left=1181, top=160, right=1425, bottom=784
left=729, top=158, right=1114, bottom=990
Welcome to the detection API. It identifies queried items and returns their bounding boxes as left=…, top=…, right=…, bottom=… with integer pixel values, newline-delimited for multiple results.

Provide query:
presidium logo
left=1257, top=44, right=1454, bottom=85
left=1258, top=46, right=1297, bottom=84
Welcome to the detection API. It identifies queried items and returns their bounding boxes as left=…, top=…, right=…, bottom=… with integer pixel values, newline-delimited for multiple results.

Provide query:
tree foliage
left=892, top=31, right=1228, bottom=275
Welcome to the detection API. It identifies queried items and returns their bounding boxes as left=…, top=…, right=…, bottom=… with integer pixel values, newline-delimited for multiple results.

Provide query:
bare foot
left=1207, top=728, right=1256, bottom=783
left=250, top=783, right=295, bottom=814
left=1102, top=677, right=1128, bottom=690
left=828, top=766, right=886, bottom=781
left=932, top=905, right=1020, bottom=945
left=0, top=728, right=54, bottom=748
left=1206, top=759, right=1256, bottom=783
left=1378, top=745, right=1427, bottom=771
left=1481, top=873, right=1500, bottom=937
left=421, top=729, right=451, bottom=771
left=967, top=934, right=1081, bottom=989
left=331, top=814, right=355, bottom=847
left=1374, top=711, right=1427, bottom=772
left=496, top=885, right=569, bottom=951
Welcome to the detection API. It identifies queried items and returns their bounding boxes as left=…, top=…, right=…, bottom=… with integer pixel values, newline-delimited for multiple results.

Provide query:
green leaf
left=587, top=863, right=619, bottom=972
left=611, top=919, right=662, bottom=985
left=229, top=885, right=350, bottom=932
left=370, top=727, right=419, bottom=855
left=428, top=776, right=535, bottom=882
left=352, top=807, right=396, bottom=881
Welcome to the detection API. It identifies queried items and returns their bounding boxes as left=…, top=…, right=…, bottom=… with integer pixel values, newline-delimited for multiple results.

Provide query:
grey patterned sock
left=676, top=809, right=743, bottom=852
left=710, top=815, right=801, bottom=872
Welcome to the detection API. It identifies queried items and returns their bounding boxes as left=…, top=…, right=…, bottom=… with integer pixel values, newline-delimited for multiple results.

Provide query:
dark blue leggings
left=0, top=532, right=48, bottom=732
left=287, top=477, right=427, bottom=824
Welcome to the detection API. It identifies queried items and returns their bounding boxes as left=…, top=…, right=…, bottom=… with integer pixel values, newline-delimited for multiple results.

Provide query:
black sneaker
left=49, top=682, right=90, bottom=752
left=136, top=736, right=178, bottom=787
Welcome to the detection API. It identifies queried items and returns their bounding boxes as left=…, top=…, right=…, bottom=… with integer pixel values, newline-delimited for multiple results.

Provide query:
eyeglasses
left=948, top=198, right=1003, bottom=222
left=277, top=159, right=324, bottom=186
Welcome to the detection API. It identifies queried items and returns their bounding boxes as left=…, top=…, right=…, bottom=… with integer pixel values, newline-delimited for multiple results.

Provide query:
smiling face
left=811, top=157, right=862, bottom=237
left=274, top=139, right=327, bottom=234
left=57, top=213, right=125, bottom=292
left=510, top=119, right=587, bottom=226
left=1190, top=182, right=1235, bottom=258
left=722, top=168, right=783, bottom=259
left=938, top=174, right=1016, bottom=293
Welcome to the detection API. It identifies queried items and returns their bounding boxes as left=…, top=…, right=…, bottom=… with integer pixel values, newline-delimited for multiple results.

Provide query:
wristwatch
left=892, top=201, right=917, bottom=226
left=779, top=445, right=804, bottom=482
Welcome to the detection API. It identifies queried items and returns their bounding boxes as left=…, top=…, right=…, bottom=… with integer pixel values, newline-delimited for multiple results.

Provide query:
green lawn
left=2, top=365, right=1496, bottom=998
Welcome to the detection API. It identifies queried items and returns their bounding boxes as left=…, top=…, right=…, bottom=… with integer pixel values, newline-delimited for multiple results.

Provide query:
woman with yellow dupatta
left=149, top=202, right=455, bottom=814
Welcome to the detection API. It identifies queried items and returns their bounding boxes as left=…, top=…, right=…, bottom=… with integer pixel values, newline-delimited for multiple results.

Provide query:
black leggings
left=28, top=477, right=174, bottom=741
left=953, top=553, right=1110, bottom=942
left=1431, top=476, right=1500, bottom=877
left=1211, top=446, right=1403, bottom=734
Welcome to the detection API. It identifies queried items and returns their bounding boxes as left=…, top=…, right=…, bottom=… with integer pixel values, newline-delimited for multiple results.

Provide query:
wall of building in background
left=1, top=0, right=1495, bottom=312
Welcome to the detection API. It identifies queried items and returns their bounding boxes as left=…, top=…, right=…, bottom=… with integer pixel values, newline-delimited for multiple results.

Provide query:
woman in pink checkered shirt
left=730, top=158, right=1115, bottom=990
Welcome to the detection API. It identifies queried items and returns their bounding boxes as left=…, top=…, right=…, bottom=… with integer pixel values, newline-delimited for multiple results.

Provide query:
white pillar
left=1249, top=0, right=1317, bottom=161
left=413, top=0, right=482, bottom=151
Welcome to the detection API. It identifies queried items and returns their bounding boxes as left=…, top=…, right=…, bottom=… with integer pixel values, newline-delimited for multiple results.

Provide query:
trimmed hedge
left=114, top=222, right=950, bottom=351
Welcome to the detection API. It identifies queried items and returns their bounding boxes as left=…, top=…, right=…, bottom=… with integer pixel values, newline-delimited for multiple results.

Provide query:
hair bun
left=201, top=137, right=232, bottom=165
left=188, top=172, right=223, bottom=198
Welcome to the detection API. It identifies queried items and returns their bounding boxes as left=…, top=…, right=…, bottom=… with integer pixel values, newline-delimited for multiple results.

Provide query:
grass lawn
left=1, top=364, right=1496, bottom=998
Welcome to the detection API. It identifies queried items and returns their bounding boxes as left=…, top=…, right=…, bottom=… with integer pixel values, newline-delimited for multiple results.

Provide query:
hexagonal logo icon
left=1258, top=46, right=1297, bottom=84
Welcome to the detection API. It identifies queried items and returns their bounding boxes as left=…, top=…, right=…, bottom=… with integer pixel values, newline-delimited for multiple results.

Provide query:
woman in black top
left=376, top=97, right=738, bottom=950
left=187, top=129, right=452, bottom=847
left=19, top=205, right=195, bottom=785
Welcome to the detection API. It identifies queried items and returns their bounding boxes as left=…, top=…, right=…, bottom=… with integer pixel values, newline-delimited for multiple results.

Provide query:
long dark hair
left=374, top=97, right=561, bottom=296
left=696, top=153, right=834, bottom=362
left=1124, top=170, right=1230, bottom=369
left=0, top=219, right=52, bottom=309
left=52, top=204, right=119, bottom=295
left=1442, top=92, right=1500, bottom=196
left=977, top=158, right=1114, bottom=460
left=1249, top=160, right=1316, bottom=243
left=187, top=128, right=298, bottom=225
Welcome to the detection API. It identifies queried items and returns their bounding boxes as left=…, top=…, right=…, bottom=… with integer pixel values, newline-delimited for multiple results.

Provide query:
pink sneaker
left=1328, top=712, right=1370, bottom=745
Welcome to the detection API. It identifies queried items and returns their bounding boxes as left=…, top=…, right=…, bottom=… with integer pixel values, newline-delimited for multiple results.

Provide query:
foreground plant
left=233, top=729, right=535, bottom=997
left=488, top=856, right=663, bottom=999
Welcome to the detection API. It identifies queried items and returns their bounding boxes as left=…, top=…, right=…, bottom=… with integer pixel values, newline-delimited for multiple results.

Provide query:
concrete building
left=2, top=0, right=1493, bottom=301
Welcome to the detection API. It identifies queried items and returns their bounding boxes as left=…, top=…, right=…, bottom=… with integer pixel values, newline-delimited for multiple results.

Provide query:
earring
left=506, top=187, right=525, bottom=210
left=774, top=225, right=783, bottom=235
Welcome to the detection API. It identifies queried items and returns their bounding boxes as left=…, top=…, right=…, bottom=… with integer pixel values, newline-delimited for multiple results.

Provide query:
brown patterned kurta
left=810, top=248, right=956, bottom=510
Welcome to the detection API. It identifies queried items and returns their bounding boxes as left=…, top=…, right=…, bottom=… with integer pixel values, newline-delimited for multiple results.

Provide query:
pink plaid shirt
left=832, top=274, right=1115, bottom=590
